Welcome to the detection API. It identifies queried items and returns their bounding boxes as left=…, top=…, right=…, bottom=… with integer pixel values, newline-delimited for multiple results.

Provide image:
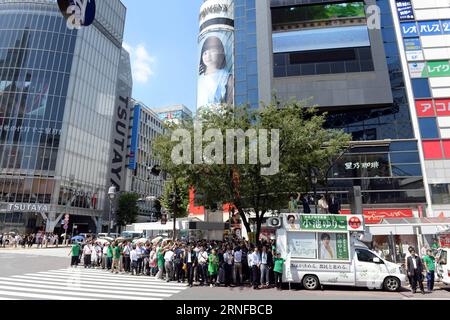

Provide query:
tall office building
left=195, top=0, right=432, bottom=220
left=390, top=0, right=450, bottom=218
left=0, top=0, right=130, bottom=234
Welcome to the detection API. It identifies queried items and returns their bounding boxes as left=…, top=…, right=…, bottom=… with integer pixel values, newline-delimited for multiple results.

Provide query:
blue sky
left=121, top=0, right=203, bottom=112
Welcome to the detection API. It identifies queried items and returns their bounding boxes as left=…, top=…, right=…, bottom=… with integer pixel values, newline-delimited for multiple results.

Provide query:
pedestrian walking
left=423, top=249, right=436, bottom=292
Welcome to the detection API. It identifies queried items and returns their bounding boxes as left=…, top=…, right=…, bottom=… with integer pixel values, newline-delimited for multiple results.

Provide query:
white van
left=436, top=248, right=449, bottom=285
left=277, top=213, right=407, bottom=292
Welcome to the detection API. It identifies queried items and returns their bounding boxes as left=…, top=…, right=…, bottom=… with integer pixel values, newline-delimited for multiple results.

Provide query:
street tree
left=152, top=98, right=351, bottom=242
left=115, top=192, right=140, bottom=229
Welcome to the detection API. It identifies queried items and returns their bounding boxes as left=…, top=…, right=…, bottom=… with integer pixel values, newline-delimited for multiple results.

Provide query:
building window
left=430, top=184, right=450, bottom=205
left=419, top=118, right=439, bottom=139
left=412, top=79, right=431, bottom=98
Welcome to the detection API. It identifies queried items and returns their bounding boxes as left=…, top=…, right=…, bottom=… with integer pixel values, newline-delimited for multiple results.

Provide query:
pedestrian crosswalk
left=0, top=268, right=189, bottom=300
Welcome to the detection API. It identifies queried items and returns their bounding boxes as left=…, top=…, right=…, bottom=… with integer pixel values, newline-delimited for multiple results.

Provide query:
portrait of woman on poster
left=287, top=215, right=299, bottom=230
left=319, top=233, right=335, bottom=260
left=197, top=36, right=234, bottom=108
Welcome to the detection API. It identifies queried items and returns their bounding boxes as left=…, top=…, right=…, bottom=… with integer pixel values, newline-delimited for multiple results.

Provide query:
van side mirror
left=373, top=257, right=382, bottom=264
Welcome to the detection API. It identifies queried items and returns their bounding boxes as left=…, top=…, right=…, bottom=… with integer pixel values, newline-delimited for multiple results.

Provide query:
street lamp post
left=108, top=185, right=116, bottom=236
left=311, top=168, right=318, bottom=214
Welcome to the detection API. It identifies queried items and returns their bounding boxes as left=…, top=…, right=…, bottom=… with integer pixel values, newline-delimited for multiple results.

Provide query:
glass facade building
left=0, top=0, right=129, bottom=234
left=232, top=0, right=429, bottom=212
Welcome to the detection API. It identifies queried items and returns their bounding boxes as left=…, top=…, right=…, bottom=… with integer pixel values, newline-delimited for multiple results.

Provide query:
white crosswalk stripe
left=0, top=268, right=189, bottom=300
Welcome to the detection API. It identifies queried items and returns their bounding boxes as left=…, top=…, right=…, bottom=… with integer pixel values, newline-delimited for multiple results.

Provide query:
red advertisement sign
left=440, top=234, right=450, bottom=248
left=435, top=99, right=450, bottom=116
left=416, top=100, right=435, bottom=117
left=341, top=209, right=414, bottom=224
left=416, top=99, right=450, bottom=117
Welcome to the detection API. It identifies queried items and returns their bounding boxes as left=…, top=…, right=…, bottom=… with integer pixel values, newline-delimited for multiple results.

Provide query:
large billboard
left=197, top=0, right=234, bottom=112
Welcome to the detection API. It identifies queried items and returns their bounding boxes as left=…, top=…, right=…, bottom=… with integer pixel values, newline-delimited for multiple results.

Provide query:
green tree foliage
left=152, top=98, right=351, bottom=242
left=161, top=178, right=189, bottom=219
left=116, top=192, right=140, bottom=227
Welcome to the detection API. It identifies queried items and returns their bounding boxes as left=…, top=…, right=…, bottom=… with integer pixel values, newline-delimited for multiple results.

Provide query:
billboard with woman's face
left=197, top=31, right=234, bottom=111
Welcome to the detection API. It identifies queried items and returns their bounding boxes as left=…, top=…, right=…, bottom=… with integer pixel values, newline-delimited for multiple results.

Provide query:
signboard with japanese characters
left=418, top=20, right=442, bottom=36
left=416, top=100, right=436, bottom=117
left=341, top=209, right=414, bottom=224
left=404, top=38, right=421, bottom=51
left=396, top=0, right=414, bottom=21
left=426, top=61, right=450, bottom=77
left=406, top=50, right=424, bottom=61
left=291, top=262, right=351, bottom=272
left=409, top=62, right=426, bottom=78
left=401, top=22, right=418, bottom=37
left=298, top=215, right=364, bottom=232
left=336, top=154, right=391, bottom=178
left=443, top=20, right=450, bottom=34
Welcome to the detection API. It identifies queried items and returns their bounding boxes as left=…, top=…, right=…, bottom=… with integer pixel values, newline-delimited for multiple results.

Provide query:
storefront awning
left=368, top=217, right=450, bottom=235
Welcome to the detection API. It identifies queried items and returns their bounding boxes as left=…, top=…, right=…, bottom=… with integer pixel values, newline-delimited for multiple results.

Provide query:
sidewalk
left=0, top=245, right=70, bottom=251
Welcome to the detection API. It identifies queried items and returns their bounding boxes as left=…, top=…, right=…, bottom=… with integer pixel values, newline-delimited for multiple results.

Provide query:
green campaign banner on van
left=336, top=233, right=349, bottom=260
left=299, top=215, right=364, bottom=232
left=300, top=215, right=348, bottom=231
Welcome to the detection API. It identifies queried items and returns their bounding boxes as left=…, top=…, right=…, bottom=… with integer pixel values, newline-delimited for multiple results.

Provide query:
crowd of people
left=0, top=232, right=60, bottom=248
left=69, top=238, right=286, bottom=290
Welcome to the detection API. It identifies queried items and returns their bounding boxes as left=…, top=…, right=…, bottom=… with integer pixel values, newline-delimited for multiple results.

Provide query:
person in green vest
left=69, top=242, right=81, bottom=267
left=156, top=245, right=166, bottom=280
left=208, top=249, right=219, bottom=287
left=288, top=193, right=300, bottom=213
left=274, top=253, right=285, bottom=290
left=423, top=249, right=436, bottom=292
left=107, top=242, right=114, bottom=270
left=111, top=242, right=121, bottom=274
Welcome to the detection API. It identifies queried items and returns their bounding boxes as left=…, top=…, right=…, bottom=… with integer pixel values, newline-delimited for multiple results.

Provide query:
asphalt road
left=0, top=247, right=449, bottom=300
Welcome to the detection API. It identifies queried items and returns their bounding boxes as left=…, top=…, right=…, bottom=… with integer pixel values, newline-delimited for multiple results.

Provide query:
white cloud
left=123, top=42, right=155, bottom=84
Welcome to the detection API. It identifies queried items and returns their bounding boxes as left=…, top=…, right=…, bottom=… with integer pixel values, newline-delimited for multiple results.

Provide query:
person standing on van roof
left=406, top=247, right=425, bottom=295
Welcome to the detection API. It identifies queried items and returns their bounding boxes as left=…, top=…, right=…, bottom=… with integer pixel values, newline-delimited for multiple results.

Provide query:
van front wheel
left=383, top=277, right=400, bottom=292
left=302, top=275, right=320, bottom=290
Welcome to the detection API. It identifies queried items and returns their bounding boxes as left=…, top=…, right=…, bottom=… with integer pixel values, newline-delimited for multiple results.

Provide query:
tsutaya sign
left=6, top=203, right=49, bottom=212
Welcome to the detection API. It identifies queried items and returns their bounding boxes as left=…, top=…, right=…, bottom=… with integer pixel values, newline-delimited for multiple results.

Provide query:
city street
left=0, top=248, right=448, bottom=300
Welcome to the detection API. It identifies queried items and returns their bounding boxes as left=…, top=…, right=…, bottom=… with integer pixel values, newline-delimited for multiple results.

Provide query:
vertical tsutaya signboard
left=109, top=96, right=131, bottom=192
left=129, top=104, right=141, bottom=170
left=396, top=0, right=414, bottom=21
left=197, top=0, right=234, bottom=112
left=57, top=0, right=96, bottom=30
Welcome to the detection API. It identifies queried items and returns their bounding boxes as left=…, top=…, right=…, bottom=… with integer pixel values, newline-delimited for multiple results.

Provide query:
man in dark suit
left=328, top=194, right=341, bottom=214
left=406, top=247, right=425, bottom=294
left=301, top=194, right=311, bottom=214
left=184, top=246, right=197, bottom=287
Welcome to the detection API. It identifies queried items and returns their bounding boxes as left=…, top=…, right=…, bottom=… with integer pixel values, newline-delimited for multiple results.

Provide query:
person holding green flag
left=69, top=242, right=81, bottom=267
left=208, top=249, right=219, bottom=287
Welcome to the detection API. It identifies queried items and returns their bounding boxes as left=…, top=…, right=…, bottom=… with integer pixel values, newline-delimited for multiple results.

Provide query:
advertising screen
left=197, top=30, right=234, bottom=111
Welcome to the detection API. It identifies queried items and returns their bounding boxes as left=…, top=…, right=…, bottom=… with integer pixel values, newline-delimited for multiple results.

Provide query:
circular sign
left=349, top=216, right=362, bottom=230
left=57, top=0, right=96, bottom=28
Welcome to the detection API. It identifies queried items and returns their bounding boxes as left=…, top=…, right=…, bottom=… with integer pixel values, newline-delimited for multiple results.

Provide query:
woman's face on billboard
left=203, top=47, right=222, bottom=69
